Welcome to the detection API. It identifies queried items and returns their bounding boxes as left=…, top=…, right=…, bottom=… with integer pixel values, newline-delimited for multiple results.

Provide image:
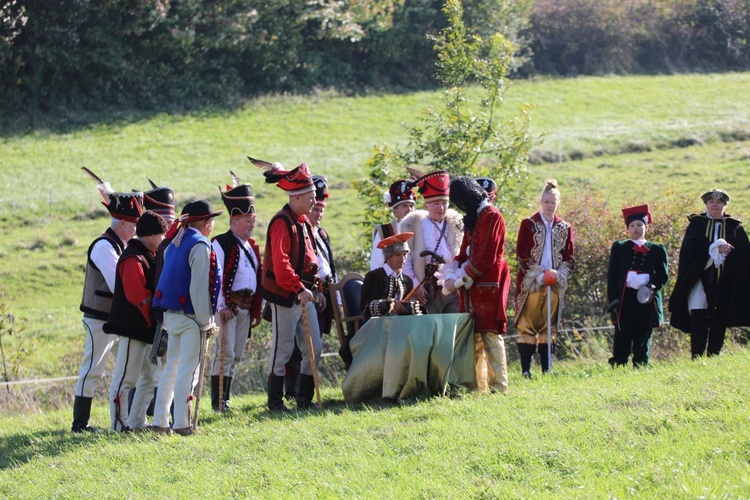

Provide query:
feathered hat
left=248, top=156, right=314, bottom=196
left=219, top=170, right=255, bottom=217
left=81, top=167, right=143, bottom=223
left=384, top=179, right=416, bottom=208
left=143, top=178, right=176, bottom=220
left=406, top=166, right=450, bottom=203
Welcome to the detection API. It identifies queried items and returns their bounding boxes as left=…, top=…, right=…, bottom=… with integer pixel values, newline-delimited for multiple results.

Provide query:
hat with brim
left=701, top=188, right=730, bottom=204
left=378, top=232, right=413, bottom=259
left=143, top=179, right=175, bottom=220
left=251, top=158, right=314, bottom=196
left=104, top=191, right=144, bottom=223
left=313, top=175, right=329, bottom=207
left=384, top=179, right=417, bottom=209
left=220, top=183, right=255, bottom=217
left=183, top=199, right=223, bottom=224
left=622, top=204, right=652, bottom=226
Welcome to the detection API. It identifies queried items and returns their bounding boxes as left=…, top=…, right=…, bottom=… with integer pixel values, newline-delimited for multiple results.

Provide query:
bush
left=505, top=185, right=702, bottom=360
left=529, top=0, right=750, bottom=76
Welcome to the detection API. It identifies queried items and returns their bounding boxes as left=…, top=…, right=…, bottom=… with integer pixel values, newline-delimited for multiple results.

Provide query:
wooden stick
left=301, top=302, right=323, bottom=410
left=192, top=332, right=211, bottom=432
left=218, top=319, right=226, bottom=413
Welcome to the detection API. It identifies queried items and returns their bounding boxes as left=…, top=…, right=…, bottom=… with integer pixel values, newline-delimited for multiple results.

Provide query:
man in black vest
left=210, top=176, right=263, bottom=412
left=106, top=211, right=168, bottom=431
left=73, top=180, right=143, bottom=433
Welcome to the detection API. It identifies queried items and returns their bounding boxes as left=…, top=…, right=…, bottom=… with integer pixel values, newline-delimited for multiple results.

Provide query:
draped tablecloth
left=342, top=313, right=477, bottom=402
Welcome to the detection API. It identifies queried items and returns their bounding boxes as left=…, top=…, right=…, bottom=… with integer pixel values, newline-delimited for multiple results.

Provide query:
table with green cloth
left=342, top=313, right=477, bottom=402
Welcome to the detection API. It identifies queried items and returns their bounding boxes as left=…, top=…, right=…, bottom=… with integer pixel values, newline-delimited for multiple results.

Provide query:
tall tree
left=354, top=0, right=535, bottom=250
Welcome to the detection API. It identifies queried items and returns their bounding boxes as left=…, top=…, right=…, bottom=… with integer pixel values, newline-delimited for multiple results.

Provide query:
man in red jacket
left=252, top=158, right=321, bottom=411
left=443, top=176, right=511, bottom=394
left=106, top=211, right=168, bottom=431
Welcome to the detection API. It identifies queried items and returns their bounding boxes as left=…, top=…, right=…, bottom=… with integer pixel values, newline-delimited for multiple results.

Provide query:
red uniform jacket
left=455, top=205, right=512, bottom=334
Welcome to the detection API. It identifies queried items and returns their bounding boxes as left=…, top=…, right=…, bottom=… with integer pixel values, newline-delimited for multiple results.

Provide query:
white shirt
left=90, top=235, right=127, bottom=293
left=540, top=214, right=554, bottom=271
left=212, top=233, right=258, bottom=312
left=314, top=227, right=333, bottom=280
left=403, top=216, right=453, bottom=283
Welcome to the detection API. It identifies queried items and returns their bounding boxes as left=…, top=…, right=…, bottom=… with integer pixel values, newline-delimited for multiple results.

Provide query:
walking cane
left=546, top=284, right=553, bottom=373
left=301, top=300, right=323, bottom=410
left=218, top=318, right=226, bottom=413
left=192, top=331, right=211, bottom=432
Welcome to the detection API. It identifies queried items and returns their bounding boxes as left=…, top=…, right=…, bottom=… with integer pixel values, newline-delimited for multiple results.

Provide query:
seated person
left=361, top=232, right=423, bottom=320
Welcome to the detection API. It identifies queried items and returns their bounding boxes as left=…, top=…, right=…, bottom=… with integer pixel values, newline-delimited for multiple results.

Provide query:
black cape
left=669, top=213, right=750, bottom=332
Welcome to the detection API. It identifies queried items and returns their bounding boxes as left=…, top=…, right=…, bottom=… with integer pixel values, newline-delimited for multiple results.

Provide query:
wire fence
left=2, top=324, right=616, bottom=389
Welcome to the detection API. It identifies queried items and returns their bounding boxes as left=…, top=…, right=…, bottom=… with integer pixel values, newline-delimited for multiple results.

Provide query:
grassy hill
left=1, top=352, right=749, bottom=498
left=0, top=72, right=749, bottom=402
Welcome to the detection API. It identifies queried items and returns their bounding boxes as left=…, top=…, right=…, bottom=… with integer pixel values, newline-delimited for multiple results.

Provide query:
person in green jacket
left=607, top=204, right=669, bottom=367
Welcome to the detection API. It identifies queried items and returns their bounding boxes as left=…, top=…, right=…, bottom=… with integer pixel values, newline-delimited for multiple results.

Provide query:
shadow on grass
left=0, top=427, right=112, bottom=470
left=0, top=105, right=242, bottom=139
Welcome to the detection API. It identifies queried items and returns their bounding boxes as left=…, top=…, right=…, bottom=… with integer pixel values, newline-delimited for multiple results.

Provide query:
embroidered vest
left=80, top=228, right=125, bottom=320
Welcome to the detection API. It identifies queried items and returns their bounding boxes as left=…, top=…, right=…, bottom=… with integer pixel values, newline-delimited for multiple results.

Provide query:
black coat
left=360, top=267, right=415, bottom=320
left=607, top=240, right=669, bottom=327
left=669, top=213, right=750, bottom=332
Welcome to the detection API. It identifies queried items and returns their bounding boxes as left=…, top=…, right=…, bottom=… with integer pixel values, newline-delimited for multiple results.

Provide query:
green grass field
left=1, top=352, right=749, bottom=498
left=1, top=72, right=750, bottom=382
left=1, top=71, right=749, bottom=498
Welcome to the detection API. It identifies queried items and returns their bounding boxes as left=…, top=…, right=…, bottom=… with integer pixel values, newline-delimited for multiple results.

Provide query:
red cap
left=413, top=170, right=450, bottom=202
left=622, top=204, right=652, bottom=226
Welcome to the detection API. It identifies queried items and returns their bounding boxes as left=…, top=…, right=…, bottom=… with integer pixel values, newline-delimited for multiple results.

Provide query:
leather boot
left=267, top=374, right=292, bottom=412
left=284, top=358, right=300, bottom=401
left=222, top=376, right=233, bottom=411
left=146, top=387, right=156, bottom=417
left=71, top=396, right=98, bottom=433
left=211, top=376, right=220, bottom=411
left=296, top=374, right=315, bottom=409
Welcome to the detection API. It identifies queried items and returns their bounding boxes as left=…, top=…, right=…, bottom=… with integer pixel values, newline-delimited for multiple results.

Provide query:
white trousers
left=268, top=302, right=321, bottom=377
left=211, top=308, right=250, bottom=378
left=109, top=336, right=158, bottom=431
left=75, top=317, right=118, bottom=398
left=153, top=312, right=205, bottom=430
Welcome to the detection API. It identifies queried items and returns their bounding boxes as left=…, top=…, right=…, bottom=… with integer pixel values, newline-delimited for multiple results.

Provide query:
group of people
left=71, top=160, right=749, bottom=434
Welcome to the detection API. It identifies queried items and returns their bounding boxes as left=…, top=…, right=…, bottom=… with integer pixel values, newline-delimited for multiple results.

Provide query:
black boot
left=71, top=396, right=98, bottom=433
left=211, top=376, right=221, bottom=411
left=146, top=387, right=156, bottom=417
left=284, top=358, right=300, bottom=401
left=517, top=343, right=535, bottom=378
left=267, top=374, right=292, bottom=412
left=296, top=374, right=316, bottom=409
left=222, top=376, right=233, bottom=411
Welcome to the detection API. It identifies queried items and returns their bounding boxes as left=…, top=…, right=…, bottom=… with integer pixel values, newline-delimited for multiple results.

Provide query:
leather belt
left=229, top=288, right=254, bottom=310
